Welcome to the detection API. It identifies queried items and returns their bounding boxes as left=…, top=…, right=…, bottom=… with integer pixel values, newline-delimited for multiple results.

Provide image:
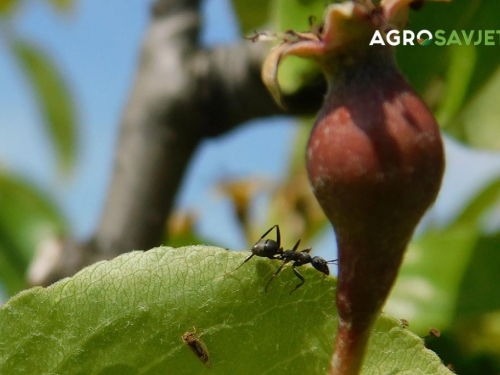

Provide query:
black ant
left=233, top=225, right=337, bottom=293
left=265, top=239, right=337, bottom=293
left=234, top=225, right=283, bottom=271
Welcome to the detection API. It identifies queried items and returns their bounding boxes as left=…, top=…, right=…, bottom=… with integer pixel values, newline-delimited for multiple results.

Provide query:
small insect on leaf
left=182, top=326, right=211, bottom=368
left=422, top=327, right=442, bottom=341
left=428, top=328, right=441, bottom=338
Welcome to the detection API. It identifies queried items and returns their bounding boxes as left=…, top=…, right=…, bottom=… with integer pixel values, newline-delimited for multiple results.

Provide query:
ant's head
left=311, top=256, right=331, bottom=276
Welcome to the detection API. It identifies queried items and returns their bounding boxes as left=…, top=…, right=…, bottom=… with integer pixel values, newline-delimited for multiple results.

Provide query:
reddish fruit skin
left=306, top=55, right=444, bottom=374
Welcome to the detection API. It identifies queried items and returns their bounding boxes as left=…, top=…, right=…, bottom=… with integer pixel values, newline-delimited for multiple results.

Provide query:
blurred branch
left=29, top=0, right=325, bottom=286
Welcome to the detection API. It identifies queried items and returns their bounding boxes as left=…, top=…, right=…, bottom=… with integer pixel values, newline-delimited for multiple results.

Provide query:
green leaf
left=231, top=0, right=270, bottom=34
left=277, top=57, right=322, bottom=96
left=0, top=0, right=17, bottom=15
left=452, top=3, right=500, bottom=106
left=453, top=177, right=500, bottom=228
left=274, top=0, right=326, bottom=34
left=449, top=66, right=500, bottom=150
left=437, top=180, right=500, bottom=365
left=0, top=244, right=26, bottom=296
left=0, top=247, right=452, bottom=374
left=435, top=45, right=476, bottom=127
left=455, top=234, right=500, bottom=318
left=447, top=234, right=500, bottom=364
left=386, top=226, right=478, bottom=335
left=47, top=0, right=74, bottom=12
left=386, top=176, right=500, bottom=334
left=0, top=172, right=66, bottom=295
left=12, top=40, right=77, bottom=174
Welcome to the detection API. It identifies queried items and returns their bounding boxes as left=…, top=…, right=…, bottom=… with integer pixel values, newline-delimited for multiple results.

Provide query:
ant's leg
left=271, top=225, right=281, bottom=257
left=301, top=247, right=312, bottom=254
left=265, top=261, right=288, bottom=292
left=291, top=240, right=301, bottom=252
left=290, top=266, right=305, bottom=294
left=259, top=225, right=279, bottom=244
left=275, top=225, right=281, bottom=248
left=234, top=253, right=255, bottom=271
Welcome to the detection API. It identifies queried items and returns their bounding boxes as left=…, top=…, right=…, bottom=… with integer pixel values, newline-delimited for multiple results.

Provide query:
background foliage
left=0, top=0, right=75, bottom=295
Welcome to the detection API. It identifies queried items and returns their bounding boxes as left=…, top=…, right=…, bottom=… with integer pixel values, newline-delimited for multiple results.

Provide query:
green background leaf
left=231, top=0, right=270, bottom=34
left=456, top=234, right=500, bottom=318
left=386, top=176, right=500, bottom=335
left=435, top=45, right=476, bottom=127
left=0, top=172, right=66, bottom=295
left=386, top=226, right=478, bottom=335
left=450, top=67, right=500, bottom=150
left=0, top=247, right=452, bottom=374
left=0, top=0, right=17, bottom=15
left=47, top=0, right=74, bottom=12
left=12, top=40, right=78, bottom=175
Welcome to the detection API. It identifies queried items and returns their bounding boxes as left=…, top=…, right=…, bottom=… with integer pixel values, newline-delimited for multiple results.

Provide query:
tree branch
left=28, top=0, right=325, bottom=286
left=194, top=42, right=325, bottom=136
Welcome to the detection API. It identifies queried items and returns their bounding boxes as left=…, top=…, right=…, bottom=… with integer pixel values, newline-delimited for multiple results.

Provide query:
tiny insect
left=428, top=328, right=441, bottom=338
left=265, top=239, right=337, bottom=293
left=422, top=328, right=441, bottom=340
left=182, top=326, right=211, bottom=368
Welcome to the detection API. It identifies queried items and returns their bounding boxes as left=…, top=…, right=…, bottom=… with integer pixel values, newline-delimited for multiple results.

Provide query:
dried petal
left=261, top=40, right=323, bottom=109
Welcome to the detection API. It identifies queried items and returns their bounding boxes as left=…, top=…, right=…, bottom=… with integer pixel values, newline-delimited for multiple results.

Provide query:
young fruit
left=256, top=1, right=448, bottom=374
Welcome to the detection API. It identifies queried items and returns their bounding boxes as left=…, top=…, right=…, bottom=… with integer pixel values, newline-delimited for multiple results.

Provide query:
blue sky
left=1, top=0, right=500, bottom=268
